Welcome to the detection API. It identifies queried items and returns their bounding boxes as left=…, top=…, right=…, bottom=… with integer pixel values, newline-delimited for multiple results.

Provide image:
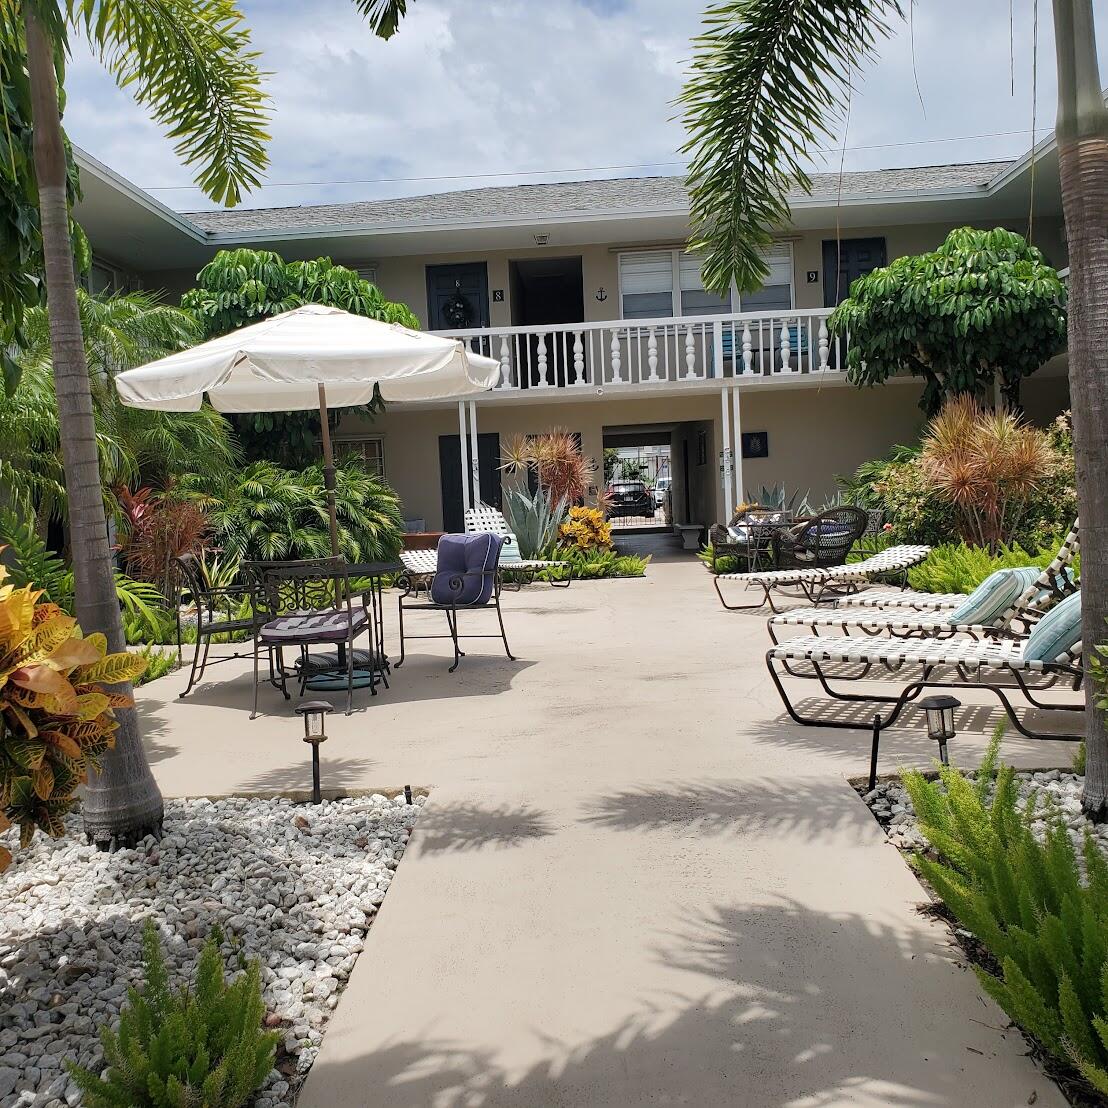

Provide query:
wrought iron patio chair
left=249, top=559, right=381, bottom=718
left=175, top=553, right=273, bottom=699
left=396, top=533, right=514, bottom=672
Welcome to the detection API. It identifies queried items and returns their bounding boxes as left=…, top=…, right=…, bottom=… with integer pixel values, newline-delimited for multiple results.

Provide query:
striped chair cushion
left=946, top=566, right=1042, bottom=627
left=260, top=609, right=366, bottom=643
left=1024, top=590, right=1083, bottom=663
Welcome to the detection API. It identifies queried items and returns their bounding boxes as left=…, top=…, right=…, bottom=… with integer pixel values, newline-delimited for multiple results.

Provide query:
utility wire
left=139, top=127, right=1045, bottom=192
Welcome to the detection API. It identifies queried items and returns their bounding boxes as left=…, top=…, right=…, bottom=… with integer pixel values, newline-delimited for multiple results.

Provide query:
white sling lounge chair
left=713, top=544, right=932, bottom=612
left=463, top=505, right=571, bottom=587
left=831, top=522, right=1081, bottom=614
left=767, top=560, right=1078, bottom=644
left=765, top=590, right=1085, bottom=745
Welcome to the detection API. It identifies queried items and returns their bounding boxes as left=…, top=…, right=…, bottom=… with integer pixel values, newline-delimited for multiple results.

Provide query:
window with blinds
left=335, top=436, right=385, bottom=478
left=618, top=245, right=792, bottom=319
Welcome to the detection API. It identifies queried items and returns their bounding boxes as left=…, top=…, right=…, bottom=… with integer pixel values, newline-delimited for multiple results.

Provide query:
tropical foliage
left=184, top=459, right=404, bottom=564
left=559, top=506, right=612, bottom=551
left=918, top=397, right=1060, bottom=551
left=180, top=249, right=420, bottom=466
left=68, top=920, right=278, bottom=1108
left=117, top=487, right=211, bottom=597
left=0, top=563, right=146, bottom=871
left=907, top=539, right=1075, bottom=596
left=0, top=290, right=234, bottom=523
left=903, top=734, right=1108, bottom=1093
left=831, top=227, right=1067, bottom=414
left=500, top=431, right=596, bottom=507
left=501, top=486, right=566, bottom=560
left=541, top=546, right=650, bottom=581
left=839, top=411, right=1076, bottom=551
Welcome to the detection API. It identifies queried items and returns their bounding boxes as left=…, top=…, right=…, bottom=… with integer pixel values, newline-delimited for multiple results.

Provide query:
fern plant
left=907, top=539, right=1076, bottom=595
left=903, top=735, right=1108, bottom=1093
left=69, top=920, right=278, bottom=1107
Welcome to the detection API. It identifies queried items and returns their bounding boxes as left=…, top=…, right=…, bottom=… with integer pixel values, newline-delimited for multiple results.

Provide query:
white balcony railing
left=431, top=309, right=847, bottom=393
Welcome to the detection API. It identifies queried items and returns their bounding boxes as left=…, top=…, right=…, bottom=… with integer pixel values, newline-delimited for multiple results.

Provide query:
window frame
left=333, top=434, right=386, bottom=479
left=616, top=244, right=794, bottom=320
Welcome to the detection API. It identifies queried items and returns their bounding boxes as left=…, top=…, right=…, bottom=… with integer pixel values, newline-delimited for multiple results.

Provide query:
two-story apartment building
left=73, top=133, right=1072, bottom=534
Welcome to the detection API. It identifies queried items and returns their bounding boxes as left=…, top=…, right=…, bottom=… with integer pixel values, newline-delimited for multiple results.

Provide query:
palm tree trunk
left=1053, top=0, right=1108, bottom=817
left=24, top=5, right=163, bottom=846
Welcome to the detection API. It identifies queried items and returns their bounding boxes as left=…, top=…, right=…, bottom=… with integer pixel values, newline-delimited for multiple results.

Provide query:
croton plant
left=0, top=565, right=146, bottom=871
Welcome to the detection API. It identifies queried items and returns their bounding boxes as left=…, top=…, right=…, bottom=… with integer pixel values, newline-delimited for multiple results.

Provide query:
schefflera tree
left=831, top=227, right=1068, bottom=415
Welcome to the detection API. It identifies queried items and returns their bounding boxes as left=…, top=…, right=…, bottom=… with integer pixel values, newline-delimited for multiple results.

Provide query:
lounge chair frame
left=765, top=635, right=1085, bottom=746
left=464, top=505, right=572, bottom=588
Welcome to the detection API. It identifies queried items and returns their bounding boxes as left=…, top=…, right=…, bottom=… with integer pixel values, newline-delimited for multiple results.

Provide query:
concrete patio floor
left=137, top=549, right=1081, bottom=1107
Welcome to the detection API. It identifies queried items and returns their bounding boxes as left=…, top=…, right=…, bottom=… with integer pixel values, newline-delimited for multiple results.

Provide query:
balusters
left=499, top=335, right=512, bottom=388
left=780, top=320, right=792, bottom=373
left=647, top=328, right=659, bottom=381
left=817, top=319, right=829, bottom=372
left=572, top=331, right=584, bottom=384
left=536, top=333, right=549, bottom=386
left=741, top=323, right=753, bottom=376
left=684, top=326, right=696, bottom=379
left=610, top=329, right=623, bottom=383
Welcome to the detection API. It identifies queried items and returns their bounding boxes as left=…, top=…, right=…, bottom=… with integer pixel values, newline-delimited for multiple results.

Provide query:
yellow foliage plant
left=0, top=564, right=146, bottom=871
left=559, top=506, right=612, bottom=551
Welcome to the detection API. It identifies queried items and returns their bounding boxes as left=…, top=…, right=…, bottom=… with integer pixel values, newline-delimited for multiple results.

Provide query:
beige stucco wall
left=333, top=379, right=930, bottom=531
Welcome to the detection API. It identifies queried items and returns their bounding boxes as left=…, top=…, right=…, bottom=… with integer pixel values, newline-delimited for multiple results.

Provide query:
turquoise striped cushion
left=1024, top=591, right=1082, bottom=663
left=947, top=567, right=1041, bottom=627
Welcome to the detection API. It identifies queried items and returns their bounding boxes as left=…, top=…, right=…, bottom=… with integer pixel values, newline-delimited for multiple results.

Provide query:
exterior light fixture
left=295, top=700, right=333, bottom=804
left=918, top=694, right=960, bottom=766
left=533, top=233, right=549, bottom=246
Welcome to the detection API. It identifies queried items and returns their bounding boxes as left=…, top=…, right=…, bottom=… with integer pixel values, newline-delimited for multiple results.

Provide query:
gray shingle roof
left=183, top=161, right=1013, bottom=236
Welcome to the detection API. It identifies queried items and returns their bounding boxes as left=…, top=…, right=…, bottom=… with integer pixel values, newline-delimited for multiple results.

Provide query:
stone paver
left=137, top=548, right=1078, bottom=1107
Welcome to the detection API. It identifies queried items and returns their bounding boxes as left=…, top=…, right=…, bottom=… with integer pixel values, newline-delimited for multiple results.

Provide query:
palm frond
left=349, top=0, right=410, bottom=39
left=680, top=0, right=902, bottom=293
left=72, top=0, right=271, bottom=206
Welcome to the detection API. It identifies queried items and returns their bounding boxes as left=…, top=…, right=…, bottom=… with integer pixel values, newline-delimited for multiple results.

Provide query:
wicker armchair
left=710, top=509, right=794, bottom=572
left=770, top=506, right=869, bottom=571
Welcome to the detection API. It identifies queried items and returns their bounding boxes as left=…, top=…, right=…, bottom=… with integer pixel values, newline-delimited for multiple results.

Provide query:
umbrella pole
left=318, top=383, right=341, bottom=559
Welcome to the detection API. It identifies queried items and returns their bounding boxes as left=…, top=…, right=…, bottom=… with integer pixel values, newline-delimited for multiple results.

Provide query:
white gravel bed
left=0, top=793, right=423, bottom=1108
left=863, top=768, right=1108, bottom=857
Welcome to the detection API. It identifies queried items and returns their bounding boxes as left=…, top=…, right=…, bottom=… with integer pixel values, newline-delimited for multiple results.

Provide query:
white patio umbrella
left=115, top=304, right=499, bottom=556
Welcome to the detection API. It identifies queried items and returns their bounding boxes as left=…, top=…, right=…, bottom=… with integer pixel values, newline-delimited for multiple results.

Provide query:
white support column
left=468, top=400, right=482, bottom=507
left=720, top=387, right=733, bottom=521
left=457, top=401, right=471, bottom=518
left=731, top=386, right=744, bottom=508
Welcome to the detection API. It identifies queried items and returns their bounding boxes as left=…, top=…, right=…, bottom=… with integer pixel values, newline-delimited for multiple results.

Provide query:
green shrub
left=133, top=644, right=179, bottom=685
left=696, top=542, right=740, bottom=575
left=903, top=740, right=1108, bottom=1094
left=69, top=920, right=278, bottom=1108
left=907, top=538, right=1073, bottom=595
left=185, top=459, right=403, bottom=564
left=536, top=545, right=650, bottom=582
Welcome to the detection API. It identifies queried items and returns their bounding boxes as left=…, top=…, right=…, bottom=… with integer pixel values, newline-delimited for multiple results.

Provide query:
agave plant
left=0, top=564, right=147, bottom=871
left=502, top=487, right=567, bottom=559
left=743, top=483, right=813, bottom=516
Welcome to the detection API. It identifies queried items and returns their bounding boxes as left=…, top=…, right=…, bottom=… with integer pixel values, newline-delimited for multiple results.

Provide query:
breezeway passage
left=136, top=547, right=1073, bottom=1107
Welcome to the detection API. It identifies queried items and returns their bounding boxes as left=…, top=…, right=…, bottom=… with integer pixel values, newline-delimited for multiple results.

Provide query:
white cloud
left=62, top=0, right=1108, bottom=212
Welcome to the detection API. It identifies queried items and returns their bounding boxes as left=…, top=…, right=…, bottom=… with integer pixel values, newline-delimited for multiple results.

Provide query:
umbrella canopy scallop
left=114, top=304, right=499, bottom=413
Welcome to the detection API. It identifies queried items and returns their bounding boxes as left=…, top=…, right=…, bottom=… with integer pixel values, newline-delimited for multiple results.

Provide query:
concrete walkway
left=138, top=550, right=1078, bottom=1107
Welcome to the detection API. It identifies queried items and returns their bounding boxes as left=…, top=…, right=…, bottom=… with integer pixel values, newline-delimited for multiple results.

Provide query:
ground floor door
left=439, top=432, right=502, bottom=533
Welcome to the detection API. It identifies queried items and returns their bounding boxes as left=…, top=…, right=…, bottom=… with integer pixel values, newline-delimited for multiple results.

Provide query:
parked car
left=605, top=480, right=655, bottom=519
left=653, top=477, right=671, bottom=507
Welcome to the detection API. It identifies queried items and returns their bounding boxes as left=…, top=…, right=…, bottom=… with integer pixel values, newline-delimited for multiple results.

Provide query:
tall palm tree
left=8, top=0, right=411, bottom=846
left=681, top=0, right=1108, bottom=817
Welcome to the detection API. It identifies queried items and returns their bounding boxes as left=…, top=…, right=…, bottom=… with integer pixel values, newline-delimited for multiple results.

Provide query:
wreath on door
left=442, top=284, right=474, bottom=329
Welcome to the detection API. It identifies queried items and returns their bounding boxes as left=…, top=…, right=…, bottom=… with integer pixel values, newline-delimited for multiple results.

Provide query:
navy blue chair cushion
left=430, top=533, right=503, bottom=606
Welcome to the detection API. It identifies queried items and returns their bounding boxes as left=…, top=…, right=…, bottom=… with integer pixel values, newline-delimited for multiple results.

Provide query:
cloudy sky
left=63, top=0, right=1108, bottom=213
